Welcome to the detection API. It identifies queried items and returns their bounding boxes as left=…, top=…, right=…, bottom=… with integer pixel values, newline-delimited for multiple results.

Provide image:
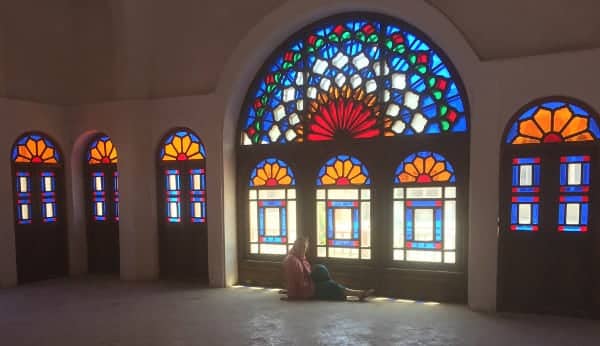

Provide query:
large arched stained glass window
left=241, top=15, right=467, bottom=145
left=316, top=155, right=371, bottom=260
left=248, top=158, right=297, bottom=255
left=393, top=152, right=456, bottom=263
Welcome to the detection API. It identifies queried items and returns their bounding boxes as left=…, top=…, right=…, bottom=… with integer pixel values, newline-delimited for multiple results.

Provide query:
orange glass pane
left=518, top=119, right=543, bottom=139
left=513, top=136, right=540, bottom=144
left=553, top=107, right=572, bottom=132
left=533, top=109, right=552, bottom=133
left=561, top=116, right=588, bottom=138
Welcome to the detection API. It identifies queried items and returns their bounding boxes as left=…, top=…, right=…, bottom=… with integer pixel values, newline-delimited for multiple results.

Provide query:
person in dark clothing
left=311, top=264, right=374, bottom=301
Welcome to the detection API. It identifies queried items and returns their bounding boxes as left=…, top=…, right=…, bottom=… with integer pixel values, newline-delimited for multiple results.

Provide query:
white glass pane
left=414, top=209, right=434, bottom=241
left=393, top=187, right=404, bottom=200
left=361, top=189, right=371, bottom=200
left=444, top=201, right=456, bottom=250
left=249, top=201, right=258, bottom=242
left=519, top=165, right=532, bottom=186
left=445, top=187, right=456, bottom=199
left=169, top=202, right=179, bottom=218
left=444, top=251, right=456, bottom=264
left=518, top=204, right=531, bottom=224
left=334, top=209, right=352, bottom=239
left=248, top=190, right=257, bottom=200
left=566, top=203, right=580, bottom=225
left=96, top=202, right=104, bottom=216
left=361, top=249, right=371, bottom=260
left=19, top=177, right=28, bottom=193
left=287, top=189, right=296, bottom=200
left=316, top=189, right=326, bottom=200
left=21, top=204, right=30, bottom=220
left=168, top=175, right=178, bottom=190
left=264, top=208, right=281, bottom=236
left=192, top=174, right=202, bottom=190
left=260, top=244, right=287, bottom=255
left=316, top=201, right=326, bottom=245
left=329, top=247, right=359, bottom=259
left=406, top=250, right=442, bottom=263
left=194, top=202, right=202, bottom=218
left=328, top=189, right=359, bottom=200
left=287, top=201, right=296, bottom=244
left=44, top=177, right=53, bottom=192
left=317, top=246, right=327, bottom=258
left=360, top=202, right=371, bottom=247
left=45, top=203, right=54, bottom=218
left=567, top=163, right=582, bottom=185
left=250, top=243, right=259, bottom=254
left=393, top=249, right=404, bottom=261
left=393, top=201, right=404, bottom=249
left=95, top=176, right=103, bottom=191
left=406, top=187, right=442, bottom=199
left=258, top=189, right=286, bottom=200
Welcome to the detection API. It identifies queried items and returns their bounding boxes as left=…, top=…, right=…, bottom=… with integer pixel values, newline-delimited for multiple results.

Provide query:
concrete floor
left=1, top=277, right=599, bottom=346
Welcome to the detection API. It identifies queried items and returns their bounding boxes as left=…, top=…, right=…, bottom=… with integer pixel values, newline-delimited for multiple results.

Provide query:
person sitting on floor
left=282, top=235, right=374, bottom=301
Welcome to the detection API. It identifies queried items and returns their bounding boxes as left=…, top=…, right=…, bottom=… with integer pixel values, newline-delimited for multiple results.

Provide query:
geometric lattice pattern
left=506, top=100, right=600, bottom=144
left=241, top=15, right=468, bottom=145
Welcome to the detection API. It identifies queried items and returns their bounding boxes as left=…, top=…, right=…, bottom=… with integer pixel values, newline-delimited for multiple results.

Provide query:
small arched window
left=392, top=152, right=456, bottom=263
left=248, top=158, right=297, bottom=255
left=316, top=155, right=371, bottom=260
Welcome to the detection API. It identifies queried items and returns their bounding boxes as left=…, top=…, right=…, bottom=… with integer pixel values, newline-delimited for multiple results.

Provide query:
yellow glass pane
left=433, top=171, right=452, bottom=182
left=18, top=145, right=32, bottom=160
left=404, top=163, right=419, bottom=177
left=561, top=116, right=588, bottom=138
left=275, top=166, right=286, bottom=180
left=256, top=168, right=268, bottom=181
left=109, top=147, right=118, bottom=160
left=519, top=119, right=543, bottom=139
left=36, top=140, right=46, bottom=157
left=279, top=176, right=292, bottom=185
left=105, top=140, right=113, bottom=156
left=347, top=165, right=361, bottom=180
left=165, top=143, right=178, bottom=158
left=187, top=153, right=203, bottom=160
left=181, top=135, right=191, bottom=154
left=187, top=142, right=201, bottom=157
left=350, top=174, right=366, bottom=185
left=98, top=141, right=106, bottom=157
left=399, top=172, right=416, bottom=183
left=26, top=139, right=38, bottom=156
left=413, top=157, right=425, bottom=174
left=89, top=158, right=101, bottom=164
left=513, top=136, right=540, bottom=144
left=430, top=162, right=446, bottom=176
left=565, top=132, right=594, bottom=142
left=271, top=163, right=280, bottom=178
left=41, top=147, right=55, bottom=160
left=326, top=166, right=338, bottom=180
left=321, top=175, right=336, bottom=185
left=15, top=156, right=28, bottom=163
left=162, top=155, right=176, bottom=161
left=264, top=163, right=272, bottom=178
left=334, top=160, right=344, bottom=177
left=553, top=107, right=572, bottom=132
left=424, top=156, right=435, bottom=174
left=533, top=109, right=552, bottom=133
left=172, top=136, right=182, bottom=153
left=253, top=176, right=266, bottom=186
left=342, top=160, right=353, bottom=177
left=91, top=148, right=101, bottom=160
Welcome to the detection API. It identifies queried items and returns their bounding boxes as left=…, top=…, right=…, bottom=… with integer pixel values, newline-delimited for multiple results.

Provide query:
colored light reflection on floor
left=229, top=285, right=440, bottom=306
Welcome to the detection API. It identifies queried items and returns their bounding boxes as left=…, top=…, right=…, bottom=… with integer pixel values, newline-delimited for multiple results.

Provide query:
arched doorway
left=498, top=97, right=600, bottom=317
left=11, top=132, right=68, bottom=283
left=156, top=128, right=208, bottom=282
left=85, top=134, right=120, bottom=274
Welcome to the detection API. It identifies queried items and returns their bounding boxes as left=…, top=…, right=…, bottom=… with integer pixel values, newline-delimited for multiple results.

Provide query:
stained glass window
left=12, top=134, right=60, bottom=164
left=15, top=172, right=32, bottom=224
left=510, top=157, right=541, bottom=231
left=505, top=101, right=600, bottom=144
left=248, top=158, right=296, bottom=255
left=88, top=136, right=118, bottom=164
left=316, top=155, right=371, bottom=259
left=393, top=152, right=456, bottom=263
left=41, top=171, right=57, bottom=223
left=558, top=155, right=590, bottom=232
left=165, top=169, right=181, bottom=223
left=113, top=172, right=120, bottom=221
left=241, top=15, right=468, bottom=145
left=160, top=130, right=206, bottom=161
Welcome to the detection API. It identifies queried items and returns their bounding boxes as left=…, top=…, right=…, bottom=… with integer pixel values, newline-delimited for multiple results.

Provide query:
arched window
left=316, top=155, right=371, bottom=260
left=237, top=13, right=469, bottom=301
left=11, top=132, right=68, bottom=283
left=85, top=134, right=120, bottom=274
left=157, top=128, right=208, bottom=281
left=498, top=98, right=600, bottom=316
left=392, top=152, right=456, bottom=263
left=248, top=158, right=297, bottom=255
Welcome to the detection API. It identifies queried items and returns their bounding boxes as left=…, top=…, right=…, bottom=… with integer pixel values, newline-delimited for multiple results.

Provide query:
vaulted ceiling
left=0, top=0, right=598, bottom=104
